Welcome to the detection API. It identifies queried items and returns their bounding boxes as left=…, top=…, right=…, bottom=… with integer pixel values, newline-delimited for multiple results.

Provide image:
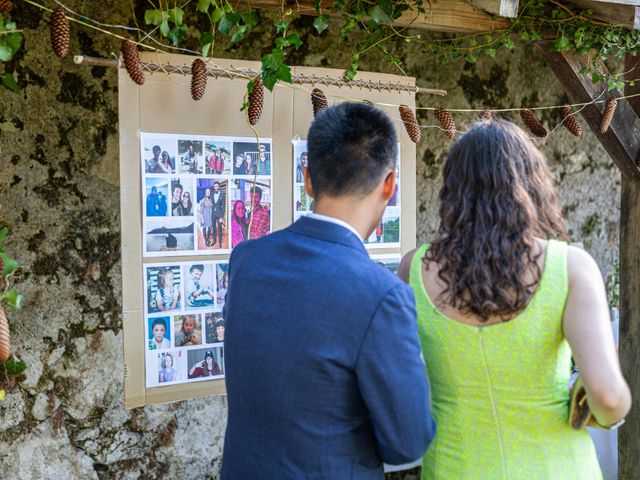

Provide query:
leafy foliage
left=0, top=14, right=22, bottom=63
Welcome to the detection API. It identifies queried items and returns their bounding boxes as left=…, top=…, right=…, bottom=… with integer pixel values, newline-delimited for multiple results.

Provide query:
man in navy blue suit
left=221, top=102, right=435, bottom=480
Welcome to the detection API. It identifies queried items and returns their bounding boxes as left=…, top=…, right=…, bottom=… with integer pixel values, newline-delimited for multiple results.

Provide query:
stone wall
left=0, top=3, right=619, bottom=479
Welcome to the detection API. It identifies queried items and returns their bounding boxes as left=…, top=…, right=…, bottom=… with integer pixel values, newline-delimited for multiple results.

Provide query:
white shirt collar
left=306, top=213, right=364, bottom=243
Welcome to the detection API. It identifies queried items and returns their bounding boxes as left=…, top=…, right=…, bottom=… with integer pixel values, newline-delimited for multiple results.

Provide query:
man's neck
left=313, top=197, right=378, bottom=241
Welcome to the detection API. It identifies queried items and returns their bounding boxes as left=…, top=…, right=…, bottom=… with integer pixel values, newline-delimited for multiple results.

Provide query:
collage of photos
left=371, top=254, right=402, bottom=275
left=144, top=261, right=229, bottom=388
left=141, top=133, right=273, bottom=257
left=292, top=139, right=401, bottom=247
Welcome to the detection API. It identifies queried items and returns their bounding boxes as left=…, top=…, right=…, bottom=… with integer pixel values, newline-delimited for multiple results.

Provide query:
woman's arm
left=397, top=248, right=418, bottom=283
left=155, top=290, right=166, bottom=311
left=564, top=246, right=631, bottom=426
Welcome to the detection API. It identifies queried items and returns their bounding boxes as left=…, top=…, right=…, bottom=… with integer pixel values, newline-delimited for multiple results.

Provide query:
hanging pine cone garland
left=435, top=106, right=456, bottom=139
left=561, top=106, right=582, bottom=137
left=480, top=108, right=492, bottom=121
left=520, top=108, right=547, bottom=138
left=121, top=39, right=145, bottom=86
left=311, top=88, right=328, bottom=117
left=0, top=0, right=13, bottom=12
left=598, top=97, right=618, bottom=134
left=399, top=105, right=421, bottom=143
left=247, top=76, right=264, bottom=126
left=190, top=58, right=207, bottom=101
left=0, top=305, right=10, bottom=363
left=50, top=8, right=70, bottom=59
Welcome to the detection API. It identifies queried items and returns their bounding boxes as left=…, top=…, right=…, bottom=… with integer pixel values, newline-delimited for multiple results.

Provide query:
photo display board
left=121, top=54, right=417, bottom=408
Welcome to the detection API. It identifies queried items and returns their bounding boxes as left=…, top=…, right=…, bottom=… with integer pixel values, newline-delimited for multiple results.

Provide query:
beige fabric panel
left=121, top=54, right=416, bottom=408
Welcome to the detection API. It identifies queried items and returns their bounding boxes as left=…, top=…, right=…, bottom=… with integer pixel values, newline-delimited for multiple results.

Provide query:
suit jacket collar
left=288, top=216, right=367, bottom=253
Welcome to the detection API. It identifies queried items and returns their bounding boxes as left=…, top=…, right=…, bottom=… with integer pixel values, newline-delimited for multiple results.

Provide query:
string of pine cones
left=247, top=76, right=264, bottom=125
left=50, top=8, right=70, bottom=59
left=0, top=0, right=13, bottom=12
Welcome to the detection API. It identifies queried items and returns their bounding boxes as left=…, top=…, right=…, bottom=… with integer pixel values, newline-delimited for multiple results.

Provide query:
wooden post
left=618, top=53, right=640, bottom=480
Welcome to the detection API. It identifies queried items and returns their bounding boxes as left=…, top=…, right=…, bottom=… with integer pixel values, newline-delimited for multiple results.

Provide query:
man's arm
left=355, top=283, right=435, bottom=464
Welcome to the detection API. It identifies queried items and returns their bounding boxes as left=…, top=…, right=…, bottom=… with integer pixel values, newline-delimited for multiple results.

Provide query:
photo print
left=145, top=177, right=171, bottom=217
left=196, top=178, right=229, bottom=251
left=184, top=263, right=215, bottom=309
left=170, top=178, right=194, bottom=217
left=230, top=179, right=271, bottom=247
left=233, top=141, right=271, bottom=176
left=146, top=265, right=182, bottom=314
left=174, top=314, right=203, bottom=347
left=215, top=263, right=229, bottom=307
left=365, top=207, right=400, bottom=246
left=145, top=217, right=195, bottom=254
left=157, top=350, right=183, bottom=384
left=292, top=140, right=312, bottom=217
left=205, top=312, right=224, bottom=344
left=187, top=346, right=224, bottom=380
left=371, top=254, right=402, bottom=275
left=205, top=140, right=231, bottom=175
left=147, top=316, right=172, bottom=350
left=142, top=137, right=177, bottom=174
left=178, top=139, right=204, bottom=174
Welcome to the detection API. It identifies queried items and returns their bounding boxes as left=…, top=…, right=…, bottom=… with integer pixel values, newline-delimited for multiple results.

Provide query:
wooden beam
left=618, top=52, right=640, bottom=480
left=467, top=0, right=519, bottom=18
left=569, top=0, right=640, bottom=29
left=247, top=0, right=511, bottom=33
left=619, top=178, right=640, bottom=480
left=536, top=43, right=640, bottom=181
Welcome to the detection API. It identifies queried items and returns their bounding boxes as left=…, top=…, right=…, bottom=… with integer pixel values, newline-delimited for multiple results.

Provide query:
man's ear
left=382, top=169, right=396, bottom=202
left=304, top=168, right=314, bottom=199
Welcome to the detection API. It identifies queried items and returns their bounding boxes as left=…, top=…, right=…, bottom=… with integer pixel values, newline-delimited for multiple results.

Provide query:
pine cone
left=0, top=305, right=10, bottom=363
left=121, top=39, right=145, bottom=86
left=598, top=97, right=617, bottom=134
left=311, top=88, right=328, bottom=117
left=435, top=106, right=456, bottom=140
left=50, top=8, right=70, bottom=59
left=247, top=76, right=264, bottom=126
left=362, top=99, right=374, bottom=106
left=480, top=108, right=492, bottom=121
left=191, top=58, right=207, bottom=101
left=520, top=109, right=547, bottom=138
left=0, top=0, right=13, bottom=12
left=399, top=105, right=421, bottom=143
left=561, top=106, right=582, bottom=137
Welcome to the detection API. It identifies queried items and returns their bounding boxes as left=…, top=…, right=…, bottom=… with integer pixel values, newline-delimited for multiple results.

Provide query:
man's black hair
left=190, top=264, right=204, bottom=273
left=250, top=186, right=263, bottom=200
left=307, top=102, right=397, bottom=198
left=151, top=318, right=167, bottom=329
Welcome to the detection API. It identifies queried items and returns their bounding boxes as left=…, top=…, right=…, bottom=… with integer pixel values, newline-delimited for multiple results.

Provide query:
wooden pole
left=618, top=53, right=640, bottom=480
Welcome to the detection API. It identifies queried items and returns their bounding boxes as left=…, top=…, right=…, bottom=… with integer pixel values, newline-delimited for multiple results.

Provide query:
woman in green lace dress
left=398, top=120, right=630, bottom=480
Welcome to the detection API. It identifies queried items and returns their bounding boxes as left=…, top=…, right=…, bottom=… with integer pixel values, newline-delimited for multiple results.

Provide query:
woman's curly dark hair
left=425, top=120, right=566, bottom=321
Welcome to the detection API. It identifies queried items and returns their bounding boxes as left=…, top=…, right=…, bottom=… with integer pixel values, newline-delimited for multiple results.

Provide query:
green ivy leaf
left=170, top=25, right=189, bottom=46
left=197, top=0, right=211, bottom=13
left=0, top=32, right=22, bottom=62
left=502, top=37, right=515, bottom=50
left=211, top=7, right=225, bottom=22
left=261, top=49, right=291, bottom=90
left=2, top=288, right=22, bottom=310
left=464, top=54, right=478, bottom=64
left=438, top=54, right=450, bottom=63
left=286, top=33, right=303, bottom=50
left=484, top=48, right=497, bottom=58
left=219, top=13, right=241, bottom=35
left=519, top=31, right=530, bottom=41
left=144, top=9, right=163, bottom=26
left=369, top=5, right=392, bottom=25
left=2, top=73, right=20, bottom=94
left=0, top=253, right=18, bottom=278
left=552, top=36, right=571, bottom=52
left=160, top=19, right=171, bottom=37
left=230, top=25, right=247, bottom=44
left=313, top=14, right=330, bottom=34
left=579, top=66, right=591, bottom=75
left=242, top=12, right=259, bottom=29
left=4, top=358, right=26, bottom=375
left=168, top=7, right=184, bottom=26
left=275, top=21, right=289, bottom=34
left=340, top=18, right=357, bottom=36
left=592, top=71, right=604, bottom=84
left=200, top=32, right=214, bottom=57
left=0, top=226, right=7, bottom=244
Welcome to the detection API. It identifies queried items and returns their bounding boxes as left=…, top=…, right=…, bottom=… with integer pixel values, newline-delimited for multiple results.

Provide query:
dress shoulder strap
left=409, top=244, right=430, bottom=289
left=525, top=239, right=569, bottom=320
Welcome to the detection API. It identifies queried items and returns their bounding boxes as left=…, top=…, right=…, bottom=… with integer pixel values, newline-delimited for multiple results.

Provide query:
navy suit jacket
left=221, top=216, right=435, bottom=480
